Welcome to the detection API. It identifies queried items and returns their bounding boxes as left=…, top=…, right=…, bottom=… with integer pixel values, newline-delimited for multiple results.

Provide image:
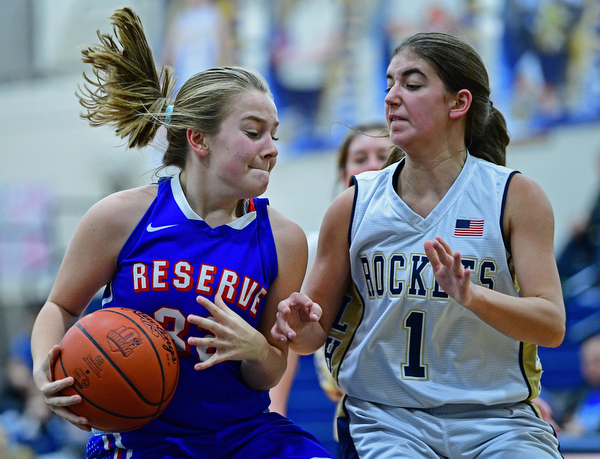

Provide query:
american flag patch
left=454, top=219, right=484, bottom=237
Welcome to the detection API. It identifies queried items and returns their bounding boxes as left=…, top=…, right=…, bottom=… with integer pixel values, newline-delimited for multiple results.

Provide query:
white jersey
left=324, top=154, right=542, bottom=409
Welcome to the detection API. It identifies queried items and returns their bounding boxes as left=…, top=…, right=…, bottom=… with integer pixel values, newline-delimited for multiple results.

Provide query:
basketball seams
left=102, top=308, right=178, bottom=419
left=76, top=321, right=164, bottom=408
left=55, top=307, right=179, bottom=432
left=102, top=309, right=168, bottom=405
left=55, top=342, right=156, bottom=423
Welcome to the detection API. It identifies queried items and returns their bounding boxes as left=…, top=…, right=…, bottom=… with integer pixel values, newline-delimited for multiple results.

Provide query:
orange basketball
left=53, top=307, right=179, bottom=432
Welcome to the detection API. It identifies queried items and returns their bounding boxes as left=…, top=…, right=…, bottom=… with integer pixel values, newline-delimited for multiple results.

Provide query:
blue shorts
left=336, top=415, right=359, bottom=459
left=86, top=411, right=333, bottom=459
left=345, top=397, right=562, bottom=459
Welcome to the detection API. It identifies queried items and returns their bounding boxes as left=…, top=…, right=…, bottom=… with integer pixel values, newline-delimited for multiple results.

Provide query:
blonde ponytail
left=76, top=8, right=177, bottom=148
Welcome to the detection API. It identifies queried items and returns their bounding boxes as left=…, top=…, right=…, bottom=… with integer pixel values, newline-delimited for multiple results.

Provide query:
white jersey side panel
left=336, top=154, right=541, bottom=408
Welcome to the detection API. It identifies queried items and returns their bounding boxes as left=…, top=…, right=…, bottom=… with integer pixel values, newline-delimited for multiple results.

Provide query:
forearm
left=241, top=338, right=287, bottom=391
left=465, top=285, right=565, bottom=347
left=269, top=351, right=300, bottom=415
left=31, top=302, right=80, bottom=372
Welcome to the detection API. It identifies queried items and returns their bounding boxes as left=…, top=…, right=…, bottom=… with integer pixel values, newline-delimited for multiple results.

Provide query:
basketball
left=53, top=307, right=179, bottom=432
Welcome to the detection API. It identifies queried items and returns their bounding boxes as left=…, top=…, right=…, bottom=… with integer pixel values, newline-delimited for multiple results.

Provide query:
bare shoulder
left=48, top=184, right=159, bottom=313
left=321, top=186, right=355, bottom=234
left=504, top=173, right=555, bottom=243
left=507, top=173, right=548, bottom=198
left=329, top=186, right=355, bottom=214
left=506, top=173, right=554, bottom=219
left=82, top=184, right=158, bottom=237
left=91, top=184, right=157, bottom=217
left=266, top=206, right=306, bottom=245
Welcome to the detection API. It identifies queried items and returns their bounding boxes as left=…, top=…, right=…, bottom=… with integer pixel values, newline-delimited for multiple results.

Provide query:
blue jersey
left=101, top=174, right=277, bottom=434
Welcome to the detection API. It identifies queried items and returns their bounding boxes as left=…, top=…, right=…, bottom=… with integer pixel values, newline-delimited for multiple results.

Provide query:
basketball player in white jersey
left=272, top=32, right=565, bottom=458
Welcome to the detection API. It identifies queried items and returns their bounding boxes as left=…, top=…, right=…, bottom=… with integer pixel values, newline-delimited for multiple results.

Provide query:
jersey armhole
left=500, top=170, right=520, bottom=255
left=253, top=198, right=278, bottom=284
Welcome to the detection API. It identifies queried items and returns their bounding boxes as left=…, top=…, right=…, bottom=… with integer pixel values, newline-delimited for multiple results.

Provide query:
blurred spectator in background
left=384, top=0, right=471, bottom=48
left=162, top=0, right=235, bottom=90
left=0, top=423, right=34, bottom=459
left=501, top=0, right=583, bottom=132
left=536, top=153, right=600, bottom=448
left=270, top=0, right=343, bottom=152
left=150, top=0, right=236, bottom=171
left=562, top=334, right=600, bottom=436
left=557, top=154, right=600, bottom=282
left=1, top=305, right=38, bottom=414
left=556, top=152, right=600, bottom=346
left=0, top=302, right=89, bottom=458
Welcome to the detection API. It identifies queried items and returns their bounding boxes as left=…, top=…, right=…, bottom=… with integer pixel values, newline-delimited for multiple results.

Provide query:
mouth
left=250, top=157, right=277, bottom=174
left=249, top=165, right=271, bottom=173
left=388, top=115, right=405, bottom=123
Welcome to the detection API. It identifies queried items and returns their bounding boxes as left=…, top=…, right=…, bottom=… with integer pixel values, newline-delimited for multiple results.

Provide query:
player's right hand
left=33, top=344, right=92, bottom=431
left=270, top=292, right=322, bottom=342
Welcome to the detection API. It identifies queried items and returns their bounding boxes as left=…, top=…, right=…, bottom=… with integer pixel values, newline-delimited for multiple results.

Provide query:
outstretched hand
left=187, top=294, right=269, bottom=371
left=424, top=236, right=474, bottom=307
left=270, top=292, right=322, bottom=343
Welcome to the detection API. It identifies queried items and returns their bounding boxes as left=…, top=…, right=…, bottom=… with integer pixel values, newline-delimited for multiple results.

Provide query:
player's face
left=207, top=90, right=279, bottom=199
left=582, top=340, right=600, bottom=386
left=341, top=131, right=393, bottom=187
left=384, top=50, right=452, bottom=155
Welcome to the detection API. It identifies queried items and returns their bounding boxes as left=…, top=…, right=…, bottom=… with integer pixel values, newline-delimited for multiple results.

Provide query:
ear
left=449, top=89, right=472, bottom=120
left=186, top=129, right=209, bottom=156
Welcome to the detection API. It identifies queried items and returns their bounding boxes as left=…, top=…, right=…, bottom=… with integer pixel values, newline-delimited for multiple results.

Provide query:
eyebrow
left=386, top=68, right=427, bottom=81
left=242, top=115, right=279, bottom=128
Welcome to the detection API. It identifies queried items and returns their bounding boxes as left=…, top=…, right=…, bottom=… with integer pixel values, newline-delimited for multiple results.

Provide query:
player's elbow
left=540, top=322, right=566, bottom=348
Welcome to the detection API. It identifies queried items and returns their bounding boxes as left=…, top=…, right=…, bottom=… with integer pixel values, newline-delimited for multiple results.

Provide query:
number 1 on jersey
left=402, top=310, right=428, bottom=379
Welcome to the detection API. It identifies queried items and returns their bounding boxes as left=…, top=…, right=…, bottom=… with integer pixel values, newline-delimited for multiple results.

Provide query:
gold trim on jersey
left=522, top=341, right=542, bottom=400
left=324, top=282, right=365, bottom=385
left=509, top=251, right=541, bottom=400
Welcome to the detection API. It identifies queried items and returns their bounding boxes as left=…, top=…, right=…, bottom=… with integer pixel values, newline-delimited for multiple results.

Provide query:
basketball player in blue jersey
left=273, top=32, right=566, bottom=458
left=29, top=8, right=333, bottom=459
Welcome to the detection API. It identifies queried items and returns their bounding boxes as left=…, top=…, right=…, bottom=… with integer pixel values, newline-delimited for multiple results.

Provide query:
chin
left=251, top=181, right=269, bottom=198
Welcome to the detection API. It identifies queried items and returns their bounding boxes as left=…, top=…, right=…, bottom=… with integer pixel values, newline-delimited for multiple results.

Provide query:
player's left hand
left=187, top=294, right=268, bottom=371
left=424, top=236, right=474, bottom=307
left=33, top=345, right=92, bottom=431
left=270, top=292, right=322, bottom=343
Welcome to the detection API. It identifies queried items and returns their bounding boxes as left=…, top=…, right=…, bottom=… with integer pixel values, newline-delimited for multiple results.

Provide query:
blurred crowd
left=0, top=303, right=90, bottom=458
left=542, top=154, right=600, bottom=445
left=157, top=0, right=600, bottom=150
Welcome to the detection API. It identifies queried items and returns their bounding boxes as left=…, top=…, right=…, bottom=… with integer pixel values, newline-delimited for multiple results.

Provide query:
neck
left=401, top=148, right=467, bottom=189
left=396, top=149, right=468, bottom=218
left=178, top=171, right=241, bottom=227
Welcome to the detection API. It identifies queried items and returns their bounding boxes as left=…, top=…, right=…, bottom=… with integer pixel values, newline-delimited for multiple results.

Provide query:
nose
left=261, top=137, right=278, bottom=170
left=365, top=156, right=384, bottom=172
left=384, top=85, right=400, bottom=106
left=264, top=137, right=278, bottom=159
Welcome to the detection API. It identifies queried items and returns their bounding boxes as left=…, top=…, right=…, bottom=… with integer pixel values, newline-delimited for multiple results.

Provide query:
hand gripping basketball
left=53, top=308, right=180, bottom=432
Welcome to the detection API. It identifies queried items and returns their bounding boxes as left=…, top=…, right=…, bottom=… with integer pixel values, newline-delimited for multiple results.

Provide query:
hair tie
left=489, top=100, right=494, bottom=109
left=165, top=104, right=174, bottom=124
